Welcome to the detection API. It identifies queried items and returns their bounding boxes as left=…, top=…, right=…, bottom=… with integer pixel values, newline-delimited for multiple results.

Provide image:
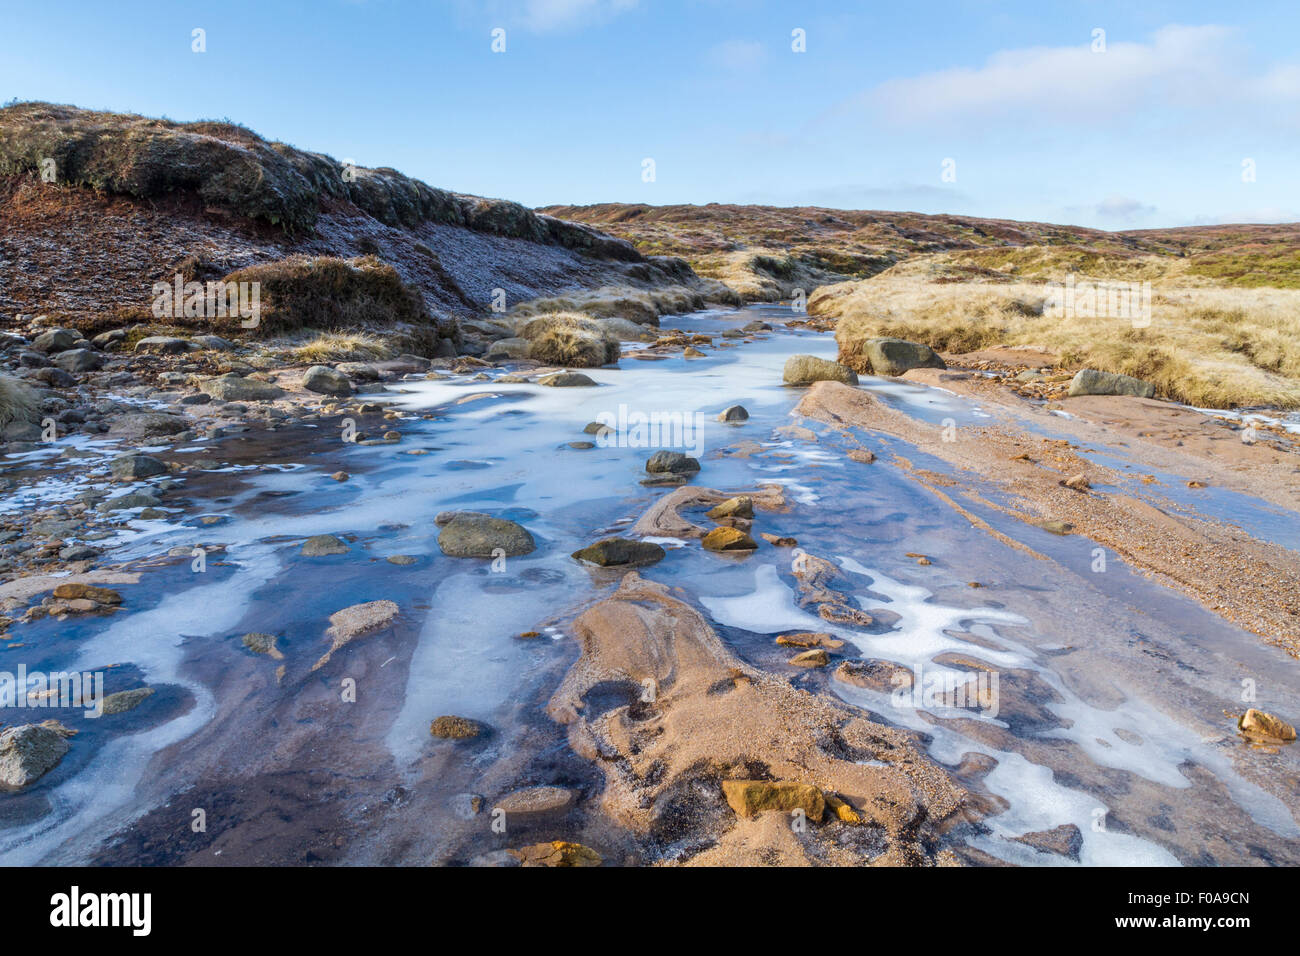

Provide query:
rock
left=103, top=491, right=162, bottom=510
left=192, top=334, right=234, bottom=350
left=684, top=346, right=704, bottom=358
left=301, top=533, right=349, bottom=556
left=1013, top=824, right=1084, bottom=861
left=702, top=527, right=757, bottom=552
left=1067, top=368, right=1156, bottom=399
left=493, top=785, right=577, bottom=818
left=179, top=392, right=211, bottom=405
left=783, top=354, right=859, bottom=386
left=645, top=450, right=700, bottom=475
left=91, top=329, right=126, bottom=348
left=848, top=448, right=875, bottom=464
left=109, top=454, right=168, bottom=481
left=568, top=440, right=594, bottom=449
left=1037, top=520, right=1074, bottom=535
left=775, top=632, right=844, bottom=650
left=437, top=514, right=536, bottom=558
left=721, top=780, right=825, bottom=822
left=835, top=659, right=914, bottom=693
left=101, top=687, right=154, bottom=715
left=31, top=366, right=76, bottom=388
left=788, top=649, right=830, bottom=667
left=58, top=545, right=100, bottom=561
left=430, top=715, right=485, bottom=739
left=717, top=404, right=749, bottom=422
left=386, top=554, right=417, bottom=565
left=51, top=348, right=101, bottom=372
left=1238, top=708, right=1297, bottom=741
left=537, top=371, right=597, bottom=387
left=759, top=533, right=797, bottom=547
left=0, top=721, right=74, bottom=788
left=50, top=583, right=121, bottom=605
left=302, top=365, right=353, bottom=397
left=707, top=495, right=753, bottom=519
left=509, top=841, right=601, bottom=867
left=571, top=537, right=666, bottom=567
left=330, top=471, right=350, bottom=482
left=861, top=337, right=946, bottom=376
left=824, top=793, right=862, bottom=825
left=1063, top=473, right=1091, bottom=491
left=241, top=632, right=284, bottom=659
left=135, top=336, right=198, bottom=355
left=31, top=329, right=79, bottom=353
left=583, top=421, right=612, bottom=437
left=312, top=599, right=401, bottom=670
left=200, top=374, right=285, bottom=401
left=484, top=337, right=532, bottom=361
left=107, top=412, right=187, bottom=439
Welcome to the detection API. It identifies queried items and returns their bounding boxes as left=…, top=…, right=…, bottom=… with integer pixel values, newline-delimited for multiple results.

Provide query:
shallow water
left=2, top=304, right=1298, bottom=865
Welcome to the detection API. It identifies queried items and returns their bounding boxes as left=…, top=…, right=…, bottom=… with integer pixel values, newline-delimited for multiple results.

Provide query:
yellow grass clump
left=284, top=331, right=396, bottom=364
left=517, top=311, right=620, bottom=368
left=812, top=266, right=1300, bottom=409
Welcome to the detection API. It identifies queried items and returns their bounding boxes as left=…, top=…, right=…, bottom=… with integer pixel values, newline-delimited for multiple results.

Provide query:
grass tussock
left=283, top=331, right=396, bottom=364
left=813, top=269, right=1300, bottom=408
left=219, top=255, right=434, bottom=337
left=517, top=312, right=620, bottom=367
left=0, top=375, right=39, bottom=428
left=510, top=284, right=715, bottom=326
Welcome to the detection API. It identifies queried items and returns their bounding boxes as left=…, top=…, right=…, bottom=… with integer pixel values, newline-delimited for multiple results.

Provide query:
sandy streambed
left=0, top=305, right=1297, bottom=866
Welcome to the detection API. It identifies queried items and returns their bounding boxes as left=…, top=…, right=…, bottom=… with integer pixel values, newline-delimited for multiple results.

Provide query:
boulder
left=109, top=454, right=168, bottom=481
left=494, top=786, right=576, bottom=818
left=302, top=365, right=353, bottom=397
left=571, top=537, right=666, bottom=567
left=702, top=527, right=757, bottom=552
left=51, top=349, right=102, bottom=372
left=135, top=336, right=198, bottom=355
left=537, top=371, right=597, bottom=387
left=783, top=354, right=858, bottom=386
left=0, top=721, right=74, bottom=788
left=484, top=337, right=532, bottom=361
left=51, top=583, right=122, bottom=605
left=200, top=374, right=285, bottom=401
left=1067, top=368, right=1156, bottom=399
left=1238, top=708, right=1296, bottom=741
left=107, top=412, right=187, bottom=439
left=101, top=687, right=154, bottom=715
left=645, top=450, right=700, bottom=475
left=31, top=329, right=79, bottom=353
left=860, top=337, right=946, bottom=376
left=721, top=780, right=825, bottom=822
left=438, top=514, right=536, bottom=558
left=707, top=496, right=753, bottom=519
left=717, top=404, right=749, bottom=422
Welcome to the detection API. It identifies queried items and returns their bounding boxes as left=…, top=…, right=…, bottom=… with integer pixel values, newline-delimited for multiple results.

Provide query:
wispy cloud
left=859, top=25, right=1298, bottom=126
left=1091, top=195, right=1158, bottom=222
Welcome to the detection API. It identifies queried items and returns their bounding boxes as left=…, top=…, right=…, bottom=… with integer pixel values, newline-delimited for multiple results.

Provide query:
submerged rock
left=860, top=337, right=946, bottom=376
left=783, top=354, right=858, bottom=386
left=101, top=687, right=154, bottom=715
left=301, top=533, right=350, bottom=556
left=438, top=513, right=536, bottom=558
left=494, top=785, right=576, bottom=818
left=50, top=583, right=121, bottom=605
left=1013, top=823, right=1084, bottom=861
left=430, top=715, right=486, bottom=739
left=241, top=632, right=284, bottom=659
left=788, top=649, right=830, bottom=668
left=0, top=721, right=74, bottom=789
left=312, top=599, right=401, bottom=671
left=1067, top=368, right=1156, bottom=399
left=721, top=780, right=825, bottom=822
left=509, top=841, right=602, bottom=867
left=571, top=537, right=666, bottom=567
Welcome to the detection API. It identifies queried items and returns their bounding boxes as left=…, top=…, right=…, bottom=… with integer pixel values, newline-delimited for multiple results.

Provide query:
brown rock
left=788, top=649, right=830, bottom=668
left=50, top=583, right=121, bottom=605
left=1238, top=708, right=1296, bottom=742
left=721, top=780, right=825, bottom=822
left=510, top=841, right=602, bottom=867
left=430, top=715, right=485, bottom=739
left=702, top=527, right=757, bottom=552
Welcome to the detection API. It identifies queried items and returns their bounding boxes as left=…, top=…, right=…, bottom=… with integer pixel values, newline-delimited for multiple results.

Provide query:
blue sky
left=1, top=0, right=1297, bottom=229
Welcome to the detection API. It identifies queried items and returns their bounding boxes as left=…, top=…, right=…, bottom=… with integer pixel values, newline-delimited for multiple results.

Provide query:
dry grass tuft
left=284, top=331, right=396, bottom=364
left=517, top=311, right=620, bottom=367
left=814, top=266, right=1300, bottom=408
